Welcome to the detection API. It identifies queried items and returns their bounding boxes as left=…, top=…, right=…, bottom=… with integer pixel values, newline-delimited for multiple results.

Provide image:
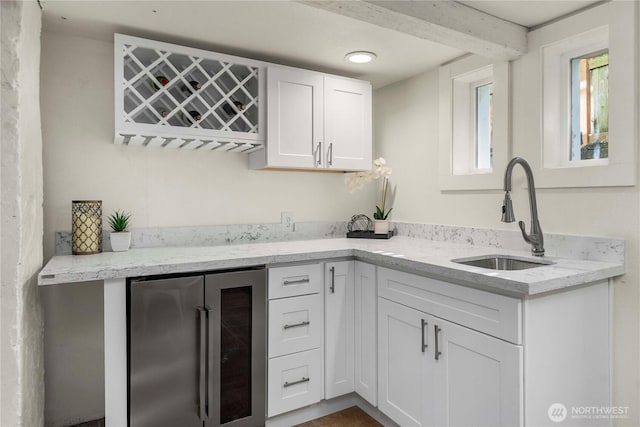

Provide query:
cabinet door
left=324, top=261, right=355, bottom=399
left=266, top=66, right=323, bottom=168
left=354, top=261, right=377, bottom=406
left=378, top=298, right=434, bottom=427
left=432, top=317, right=522, bottom=427
left=324, top=77, right=372, bottom=171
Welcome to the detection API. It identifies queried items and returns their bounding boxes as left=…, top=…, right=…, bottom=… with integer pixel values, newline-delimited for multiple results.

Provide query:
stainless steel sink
left=452, top=255, right=554, bottom=271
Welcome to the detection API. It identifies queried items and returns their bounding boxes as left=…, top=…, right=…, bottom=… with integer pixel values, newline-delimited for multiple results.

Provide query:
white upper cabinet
left=261, top=67, right=324, bottom=169
left=114, top=34, right=266, bottom=153
left=323, top=77, right=372, bottom=171
left=250, top=66, right=372, bottom=171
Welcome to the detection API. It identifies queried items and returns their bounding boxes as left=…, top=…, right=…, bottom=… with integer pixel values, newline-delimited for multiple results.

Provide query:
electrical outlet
left=281, top=211, right=294, bottom=231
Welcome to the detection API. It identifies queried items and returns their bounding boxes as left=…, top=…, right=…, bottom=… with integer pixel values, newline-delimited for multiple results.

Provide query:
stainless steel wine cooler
left=128, top=268, right=266, bottom=427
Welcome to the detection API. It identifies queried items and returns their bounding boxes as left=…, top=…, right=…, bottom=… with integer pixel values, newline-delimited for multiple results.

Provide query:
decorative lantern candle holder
left=72, top=200, right=102, bottom=255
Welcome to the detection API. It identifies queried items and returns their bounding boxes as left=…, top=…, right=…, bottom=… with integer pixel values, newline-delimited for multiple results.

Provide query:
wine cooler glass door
left=205, top=269, right=266, bottom=427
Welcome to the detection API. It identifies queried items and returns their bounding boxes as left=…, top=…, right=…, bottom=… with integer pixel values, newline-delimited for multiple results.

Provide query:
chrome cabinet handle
left=284, top=377, right=310, bottom=388
left=283, top=320, right=310, bottom=330
left=434, top=325, right=442, bottom=361
left=421, top=319, right=428, bottom=353
left=315, top=141, right=322, bottom=166
left=329, top=266, right=335, bottom=293
left=197, top=307, right=208, bottom=421
left=328, top=142, right=333, bottom=166
left=283, top=278, right=310, bottom=285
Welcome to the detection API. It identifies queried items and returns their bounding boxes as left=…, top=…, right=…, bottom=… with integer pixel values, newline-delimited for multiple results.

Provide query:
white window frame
left=542, top=26, right=609, bottom=169
left=439, top=55, right=510, bottom=190
left=523, top=1, right=637, bottom=188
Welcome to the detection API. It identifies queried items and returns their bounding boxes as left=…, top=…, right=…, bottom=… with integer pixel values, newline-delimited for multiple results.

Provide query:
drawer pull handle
left=421, top=319, right=428, bottom=353
left=434, top=325, right=442, bottom=361
left=329, top=266, right=335, bottom=293
left=284, top=377, right=310, bottom=388
left=283, top=321, right=310, bottom=330
left=283, top=278, right=310, bottom=285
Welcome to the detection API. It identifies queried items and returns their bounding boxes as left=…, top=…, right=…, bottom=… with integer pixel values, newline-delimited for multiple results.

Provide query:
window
left=570, top=51, right=608, bottom=161
left=527, top=0, right=636, bottom=188
left=439, top=55, right=509, bottom=190
left=475, top=82, right=493, bottom=169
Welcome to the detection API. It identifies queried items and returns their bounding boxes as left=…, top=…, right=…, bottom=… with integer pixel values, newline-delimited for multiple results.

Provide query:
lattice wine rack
left=114, top=34, right=265, bottom=153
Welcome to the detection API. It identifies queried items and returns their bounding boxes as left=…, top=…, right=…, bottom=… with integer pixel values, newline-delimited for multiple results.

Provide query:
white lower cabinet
left=378, top=297, right=522, bottom=427
left=378, top=298, right=435, bottom=426
left=267, top=348, right=323, bottom=417
left=377, top=266, right=610, bottom=427
left=432, top=316, right=522, bottom=426
left=268, top=262, right=610, bottom=426
left=324, top=261, right=355, bottom=399
left=267, top=263, right=323, bottom=417
left=354, top=261, right=377, bottom=406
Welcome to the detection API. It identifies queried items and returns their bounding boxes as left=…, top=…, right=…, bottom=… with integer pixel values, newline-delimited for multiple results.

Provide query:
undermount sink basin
left=452, top=255, right=554, bottom=271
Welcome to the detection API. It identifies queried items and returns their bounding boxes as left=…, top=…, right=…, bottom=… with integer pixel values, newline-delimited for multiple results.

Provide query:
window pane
left=476, top=83, right=493, bottom=169
left=570, top=51, right=608, bottom=160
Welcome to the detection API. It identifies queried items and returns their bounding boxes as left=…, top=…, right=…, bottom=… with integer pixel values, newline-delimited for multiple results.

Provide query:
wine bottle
left=180, top=80, right=202, bottom=93
left=151, top=75, right=170, bottom=90
left=182, top=110, right=202, bottom=124
left=222, top=100, right=246, bottom=116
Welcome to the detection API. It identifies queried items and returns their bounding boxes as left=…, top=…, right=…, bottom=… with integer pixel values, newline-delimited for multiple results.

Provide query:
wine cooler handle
left=329, top=266, right=335, bottom=293
left=421, top=319, right=428, bottom=353
left=207, top=306, right=214, bottom=421
left=434, top=324, right=442, bottom=361
left=198, top=307, right=208, bottom=421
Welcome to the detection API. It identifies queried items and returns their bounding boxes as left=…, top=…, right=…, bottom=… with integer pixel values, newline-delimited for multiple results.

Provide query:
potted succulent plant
left=108, top=210, right=132, bottom=252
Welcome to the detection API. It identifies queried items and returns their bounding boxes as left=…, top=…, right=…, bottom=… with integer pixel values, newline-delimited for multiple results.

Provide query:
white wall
left=374, top=12, right=640, bottom=427
left=40, top=32, right=375, bottom=425
left=0, top=1, right=45, bottom=426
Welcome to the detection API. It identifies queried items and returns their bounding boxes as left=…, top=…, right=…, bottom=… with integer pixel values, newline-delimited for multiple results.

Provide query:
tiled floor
left=68, top=419, right=104, bottom=427
left=294, top=406, right=383, bottom=427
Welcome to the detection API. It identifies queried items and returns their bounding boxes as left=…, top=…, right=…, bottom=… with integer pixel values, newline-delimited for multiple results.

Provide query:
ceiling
left=40, top=0, right=602, bottom=88
left=459, top=0, right=601, bottom=28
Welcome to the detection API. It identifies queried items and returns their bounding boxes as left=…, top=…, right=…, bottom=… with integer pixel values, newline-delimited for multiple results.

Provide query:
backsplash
left=55, top=220, right=624, bottom=264
left=55, top=221, right=348, bottom=255
left=393, top=222, right=625, bottom=264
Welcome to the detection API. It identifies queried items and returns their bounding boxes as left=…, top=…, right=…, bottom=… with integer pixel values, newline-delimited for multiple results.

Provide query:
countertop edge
left=38, top=239, right=625, bottom=297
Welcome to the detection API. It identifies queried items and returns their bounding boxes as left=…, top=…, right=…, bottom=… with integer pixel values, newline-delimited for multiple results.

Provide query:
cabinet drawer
left=268, top=348, right=322, bottom=417
left=268, top=264, right=323, bottom=299
left=377, top=267, right=522, bottom=344
left=268, top=294, right=322, bottom=358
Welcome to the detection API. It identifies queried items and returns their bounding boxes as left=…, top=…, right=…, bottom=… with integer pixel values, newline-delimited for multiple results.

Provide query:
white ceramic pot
left=374, top=220, right=390, bottom=235
left=110, top=231, right=131, bottom=252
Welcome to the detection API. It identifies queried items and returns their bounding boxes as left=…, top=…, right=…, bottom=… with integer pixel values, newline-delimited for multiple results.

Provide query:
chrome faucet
left=501, top=157, right=545, bottom=256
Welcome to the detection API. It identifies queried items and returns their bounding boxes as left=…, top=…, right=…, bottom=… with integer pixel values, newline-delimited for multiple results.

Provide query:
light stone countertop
left=38, top=236, right=624, bottom=297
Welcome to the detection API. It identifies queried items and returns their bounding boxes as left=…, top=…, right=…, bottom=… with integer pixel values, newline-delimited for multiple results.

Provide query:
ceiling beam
left=299, top=0, right=528, bottom=61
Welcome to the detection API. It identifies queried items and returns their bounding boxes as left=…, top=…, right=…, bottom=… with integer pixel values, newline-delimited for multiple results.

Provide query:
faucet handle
left=517, top=221, right=532, bottom=244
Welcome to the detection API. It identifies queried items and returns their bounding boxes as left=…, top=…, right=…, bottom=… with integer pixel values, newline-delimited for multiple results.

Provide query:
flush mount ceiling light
left=345, top=51, right=377, bottom=64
